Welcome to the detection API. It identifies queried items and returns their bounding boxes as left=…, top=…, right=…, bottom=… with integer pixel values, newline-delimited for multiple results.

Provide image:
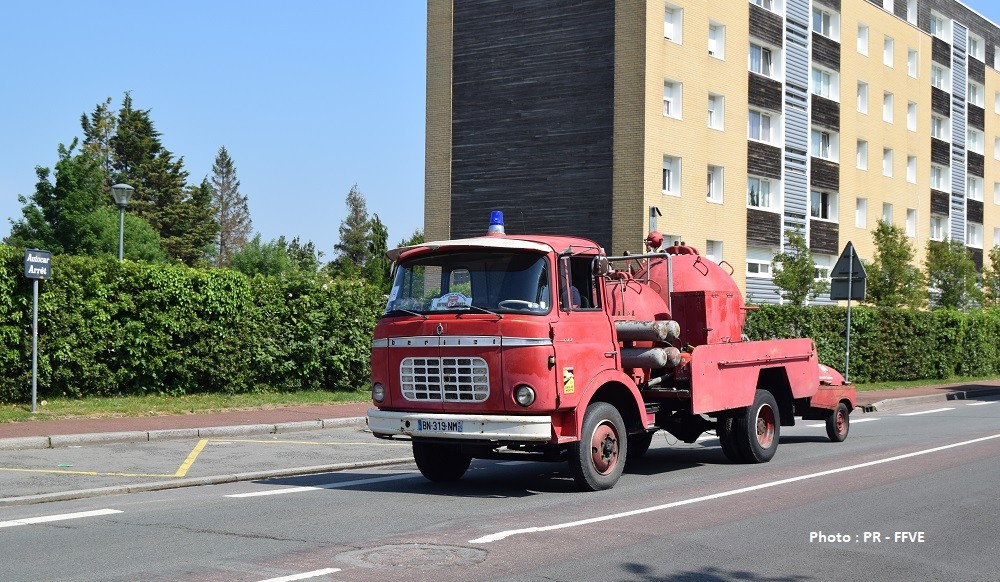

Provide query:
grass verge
left=853, top=374, right=1000, bottom=392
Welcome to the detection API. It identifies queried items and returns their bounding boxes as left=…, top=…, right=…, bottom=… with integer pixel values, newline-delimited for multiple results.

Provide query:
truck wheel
left=825, top=403, right=850, bottom=442
left=568, top=402, right=627, bottom=491
left=733, top=389, right=780, bottom=463
left=717, top=418, right=743, bottom=463
left=627, top=431, right=655, bottom=460
left=412, top=441, right=472, bottom=482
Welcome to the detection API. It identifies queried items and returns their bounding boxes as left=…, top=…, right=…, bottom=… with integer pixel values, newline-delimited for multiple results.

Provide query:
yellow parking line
left=213, top=438, right=409, bottom=447
left=0, top=467, right=174, bottom=478
left=174, top=438, right=209, bottom=477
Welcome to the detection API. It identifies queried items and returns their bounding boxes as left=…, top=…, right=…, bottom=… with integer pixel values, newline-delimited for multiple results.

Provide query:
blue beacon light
left=488, top=210, right=505, bottom=235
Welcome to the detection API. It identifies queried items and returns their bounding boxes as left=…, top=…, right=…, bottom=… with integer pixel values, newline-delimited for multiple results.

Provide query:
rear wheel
left=412, top=441, right=472, bottom=482
left=733, top=389, right=780, bottom=463
left=627, top=431, right=655, bottom=460
left=568, top=402, right=627, bottom=491
left=717, top=417, right=743, bottom=462
left=825, top=402, right=850, bottom=442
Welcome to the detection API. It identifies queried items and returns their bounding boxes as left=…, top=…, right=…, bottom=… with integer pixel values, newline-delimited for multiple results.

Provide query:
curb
left=861, top=387, right=1000, bottom=412
left=0, top=417, right=368, bottom=451
left=0, top=456, right=414, bottom=508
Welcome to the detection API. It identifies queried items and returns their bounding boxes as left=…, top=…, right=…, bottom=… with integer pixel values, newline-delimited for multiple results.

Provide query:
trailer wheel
left=825, top=403, right=850, bottom=442
left=568, top=402, right=627, bottom=491
left=627, top=431, right=655, bottom=460
left=733, top=389, right=780, bottom=463
left=717, top=418, right=743, bottom=462
left=412, top=441, right=472, bottom=482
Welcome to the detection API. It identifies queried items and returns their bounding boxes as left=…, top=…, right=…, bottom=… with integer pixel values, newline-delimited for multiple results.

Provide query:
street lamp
left=110, top=183, right=135, bottom=260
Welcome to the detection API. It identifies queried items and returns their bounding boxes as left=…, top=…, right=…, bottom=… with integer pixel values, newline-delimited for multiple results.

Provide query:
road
left=1, top=396, right=998, bottom=581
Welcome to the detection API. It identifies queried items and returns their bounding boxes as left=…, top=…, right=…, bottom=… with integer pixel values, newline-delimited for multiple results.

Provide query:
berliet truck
left=367, top=212, right=856, bottom=491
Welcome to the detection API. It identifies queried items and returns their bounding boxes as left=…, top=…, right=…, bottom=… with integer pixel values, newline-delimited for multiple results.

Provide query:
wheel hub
left=590, top=422, right=620, bottom=475
left=755, top=405, right=775, bottom=448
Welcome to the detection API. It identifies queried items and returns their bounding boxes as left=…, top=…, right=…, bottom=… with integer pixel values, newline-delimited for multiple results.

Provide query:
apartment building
left=424, top=0, right=1000, bottom=302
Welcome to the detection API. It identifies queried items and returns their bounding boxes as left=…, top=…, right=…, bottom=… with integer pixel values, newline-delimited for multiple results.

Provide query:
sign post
left=829, top=242, right=866, bottom=383
left=23, top=249, right=52, bottom=413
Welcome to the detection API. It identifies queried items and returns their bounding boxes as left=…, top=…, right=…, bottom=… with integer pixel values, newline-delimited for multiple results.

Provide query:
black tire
left=568, top=402, right=627, bottom=491
left=717, top=417, right=743, bottom=462
left=627, top=431, right=655, bottom=460
left=733, top=389, right=780, bottom=463
left=825, top=402, right=850, bottom=442
left=412, top=441, right=472, bottom=482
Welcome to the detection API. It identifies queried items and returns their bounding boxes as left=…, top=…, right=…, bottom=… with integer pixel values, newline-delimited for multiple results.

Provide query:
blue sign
left=23, top=249, right=52, bottom=280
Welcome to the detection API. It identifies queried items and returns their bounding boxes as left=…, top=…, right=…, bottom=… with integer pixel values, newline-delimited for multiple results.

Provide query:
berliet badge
left=435, top=323, right=444, bottom=336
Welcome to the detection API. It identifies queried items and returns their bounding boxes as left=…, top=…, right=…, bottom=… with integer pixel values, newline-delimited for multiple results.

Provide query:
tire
left=412, top=441, right=472, bottom=482
left=627, top=431, right=655, bottom=460
left=733, top=389, right=780, bottom=463
left=568, top=402, right=627, bottom=491
left=717, top=417, right=743, bottom=463
left=825, top=402, right=850, bottom=442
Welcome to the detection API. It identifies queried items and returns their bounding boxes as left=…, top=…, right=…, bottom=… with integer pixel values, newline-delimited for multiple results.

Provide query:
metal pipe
left=615, top=320, right=681, bottom=342
left=621, top=346, right=682, bottom=369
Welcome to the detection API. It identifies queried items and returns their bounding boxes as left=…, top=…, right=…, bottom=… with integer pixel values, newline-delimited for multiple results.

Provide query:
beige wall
left=424, top=0, right=453, bottom=244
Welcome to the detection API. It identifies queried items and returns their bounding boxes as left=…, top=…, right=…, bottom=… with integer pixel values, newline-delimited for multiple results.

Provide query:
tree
left=771, top=228, right=829, bottom=306
left=397, top=228, right=424, bottom=248
left=332, top=184, right=371, bottom=270
left=228, top=234, right=319, bottom=277
left=984, top=246, right=1000, bottom=307
left=364, top=214, right=391, bottom=290
left=210, top=146, right=252, bottom=267
left=925, top=239, right=981, bottom=310
left=864, top=220, right=926, bottom=309
left=80, top=97, right=117, bottom=178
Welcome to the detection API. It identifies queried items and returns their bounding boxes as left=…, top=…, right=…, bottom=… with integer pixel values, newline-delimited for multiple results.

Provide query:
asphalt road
left=1, top=395, right=998, bottom=582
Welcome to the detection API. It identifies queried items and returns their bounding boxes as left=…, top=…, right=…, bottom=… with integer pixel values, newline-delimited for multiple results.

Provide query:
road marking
left=967, top=401, right=996, bottom=406
left=468, top=432, right=1000, bottom=544
left=215, top=438, right=408, bottom=447
left=258, top=568, right=342, bottom=582
left=0, top=467, right=173, bottom=478
left=175, top=438, right=209, bottom=477
left=806, top=417, right=879, bottom=428
left=899, top=407, right=955, bottom=416
left=226, top=473, right=417, bottom=498
left=0, top=508, right=123, bottom=529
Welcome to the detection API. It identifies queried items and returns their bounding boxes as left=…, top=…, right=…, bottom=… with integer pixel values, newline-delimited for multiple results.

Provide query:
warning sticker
left=562, top=367, right=575, bottom=394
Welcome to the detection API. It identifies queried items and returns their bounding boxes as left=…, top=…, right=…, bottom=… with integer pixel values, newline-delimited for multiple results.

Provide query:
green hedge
left=0, top=245, right=383, bottom=402
left=744, top=304, right=1000, bottom=383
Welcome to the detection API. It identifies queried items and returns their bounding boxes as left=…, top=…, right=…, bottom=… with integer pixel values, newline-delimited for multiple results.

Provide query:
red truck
left=367, top=212, right=855, bottom=490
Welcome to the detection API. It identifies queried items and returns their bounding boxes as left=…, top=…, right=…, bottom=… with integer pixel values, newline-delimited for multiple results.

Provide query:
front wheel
left=412, top=441, right=472, bottom=482
left=826, top=403, right=850, bottom=442
left=568, top=402, right=627, bottom=491
left=733, top=389, right=780, bottom=463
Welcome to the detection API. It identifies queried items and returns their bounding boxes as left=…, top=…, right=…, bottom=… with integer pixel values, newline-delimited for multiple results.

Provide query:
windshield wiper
left=385, top=308, right=428, bottom=320
left=454, top=305, right=503, bottom=319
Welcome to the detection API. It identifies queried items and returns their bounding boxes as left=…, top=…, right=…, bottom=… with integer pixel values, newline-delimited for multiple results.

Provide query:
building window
left=749, top=43, right=774, bottom=77
left=662, top=155, right=681, bottom=195
left=857, top=24, right=868, bottom=55
left=995, top=228, right=1000, bottom=248
left=856, top=139, right=868, bottom=170
left=664, top=4, right=683, bottom=43
left=881, top=0, right=892, bottom=11
left=750, top=0, right=774, bottom=11
left=707, top=165, right=724, bottom=203
left=812, top=8, right=834, bottom=38
left=883, top=37, right=894, bottom=67
left=812, top=67, right=837, bottom=100
left=931, top=66, right=947, bottom=90
left=882, top=148, right=893, bottom=177
left=968, top=176, right=983, bottom=201
left=906, top=0, right=917, bottom=24
left=709, top=22, right=725, bottom=59
left=931, top=164, right=949, bottom=191
left=747, top=176, right=776, bottom=209
left=811, top=129, right=836, bottom=160
left=746, top=246, right=773, bottom=278
left=930, top=13, right=948, bottom=41
left=968, top=81, right=984, bottom=107
left=995, top=137, right=1000, bottom=160
left=930, top=215, right=946, bottom=241
left=857, top=82, right=869, bottom=113
left=967, top=222, right=983, bottom=248
left=969, top=33, right=984, bottom=61
left=968, top=129, right=984, bottom=155
left=748, top=109, right=774, bottom=143
left=907, top=49, right=918, bottom=77
left=931, top=115, right=948, bottom=140
left=907, top=155, right=917, bottom=183
left=663, top=79, right=682, bottom=118
left=708, top=94, right=724, bottom=129
left=995, top=182, right=1000, bottom=205
left=882, top=203, right=893, bottom=224
left=705, top=240, right=723, bottom=264
left=814, top=255, right=833, bottom=281
left=906, top=209, right=917, bottom=237
left=883, top=92, right=893, bottom=123
left=811, top=190, right=837, bottom=220
left=856, top=198, right=868, bottom=229
left=907, top=102, right=917, bottom=131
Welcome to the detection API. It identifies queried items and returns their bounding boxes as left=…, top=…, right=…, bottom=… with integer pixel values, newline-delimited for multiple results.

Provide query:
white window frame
left=930, top=215, right=947, bottom=241
left=663, top=155, right=681, bottom=196
left=707, top=165, right=724, bottom=203
left=995, top=137, right=1000, bottom=161
left=931, top=164, right=949, bottom=192
left=709, top=22, right=725, bottom=59
left=907, top=102, right=917, bottom=132
left=747, top=176, right=777, bottom=210
left=882, top=148, right=893, bottom=177
left=705, top=240, right=724, bottom=264
left=931, top=115, right=949, bottom=140
left=906, top=208, right=917, bottom=237
left=907, top=155, right=917, bottom=183
left=663, top=79, right=682, bottom=118
left=749, top=43, right=775, bottom=77
left=968, top=176, right=984, bottom=202
left=968, top=33, right=984, bottom=61
left=856, top=198, right=868, bottom=229
left=995, top=182, right=1000, bottom=205
left=968, top=81, right=984, bottom=107
left=930, top=12, right=950, bottom=43
left=968, top=128, right=984, bottom=155
left=883, top=36, right=894, bottom=68
left=748, top=109, right=774, bottom=143
left=857, top=24, right=868, bottom=55
left=810, top=190, right=838, bottom=221
left=811, top=128, right=837, bottom=161
left=708, top=93, right=724, bottom=130
left=907, top=49, right=918, bottom=77
left=857, top=82, right=869, bottom=114
left=811, top=67, right=838, bottom=100
left=812, top=8, right=837, bottom=40
left=746, top=246, right=773, bottom=279
left=883, top=92, right=894, bottom=123
left=882, top=203, right=894, bottom=224
left=856, top=139, right=868, bottom=170
left=906, top=0, right=917, bottom=25
left=664, top=4, right=683, bottom=43
left=967, top=222, right=983, bottom=249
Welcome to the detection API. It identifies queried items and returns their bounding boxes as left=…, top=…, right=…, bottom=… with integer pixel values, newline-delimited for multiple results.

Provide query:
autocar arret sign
left=23, top=249, right=52, bottom=280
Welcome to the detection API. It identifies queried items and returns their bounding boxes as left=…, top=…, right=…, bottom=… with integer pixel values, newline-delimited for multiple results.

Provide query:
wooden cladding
left=968, top=152, right=984, bottom=178
left=968, top=199, right=984, bottom=224
left=747, top=142, right=782, bottom=180
left=749, top=5, right=783, bottom=48
left=749, top=74, right=783, bottom=112
left=811, top=96, right=839, bottom=132
left=811, top=33, right=840, bottom=71
left=809, top=220, right=839, bottom=255
left=747, top=209, right=781, bottom=246
left=931, top=87, right=951, bottom=117
left=932, top=37, right=951, bottom=66
left=971, top=248, right=983, bottom=272
left=931, top=190, right=950, bottom=216
left=969, top=58, right=986, bottom=84
left=968, top=104, right=985, bottom=130
left=931, top=139, right=951, bottom=166
left=810, top=158, right=839, bottom=192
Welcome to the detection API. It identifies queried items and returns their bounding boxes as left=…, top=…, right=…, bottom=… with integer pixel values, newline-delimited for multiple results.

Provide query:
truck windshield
left=384, top=250, right=551, bottom=316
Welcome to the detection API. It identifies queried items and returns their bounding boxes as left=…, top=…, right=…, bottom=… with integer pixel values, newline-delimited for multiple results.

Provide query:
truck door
left=550, top=254, right=616, bottom=411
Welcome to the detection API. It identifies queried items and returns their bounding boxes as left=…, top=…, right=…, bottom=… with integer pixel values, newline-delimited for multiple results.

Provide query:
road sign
left=23, top=249, right=52, bottom=280
left=830, top=242, right=866, bottom=301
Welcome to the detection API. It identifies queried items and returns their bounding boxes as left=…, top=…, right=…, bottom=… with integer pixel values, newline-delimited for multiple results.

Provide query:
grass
left=853, top=374, right=1000, bottom=392
left=0, top=389, right=370, bottom=425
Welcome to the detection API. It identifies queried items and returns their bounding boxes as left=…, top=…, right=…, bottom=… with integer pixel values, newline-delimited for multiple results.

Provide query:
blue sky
left=3, top=1, right=1000, bottom=259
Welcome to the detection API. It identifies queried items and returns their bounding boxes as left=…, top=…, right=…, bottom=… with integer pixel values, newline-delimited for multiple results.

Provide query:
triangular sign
left=831, top=241, right=866, bottom=280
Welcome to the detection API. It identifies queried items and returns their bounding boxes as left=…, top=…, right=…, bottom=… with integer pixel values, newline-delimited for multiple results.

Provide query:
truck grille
left=400, top=357, right=490, bottom=402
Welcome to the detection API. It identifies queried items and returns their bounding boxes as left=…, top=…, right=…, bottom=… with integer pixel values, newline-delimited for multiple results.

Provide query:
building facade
left=424, top=0, right=1000, bottom=302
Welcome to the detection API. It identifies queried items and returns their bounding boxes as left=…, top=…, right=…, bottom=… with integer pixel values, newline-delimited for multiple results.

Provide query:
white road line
left=899, top=407, right=955, bottom=416
left=806, top=417, right=879, bottom=428
left=0, top=508, right=123, bottom=529
left=967, top=401, right=997, bottom=406
left=258, top=568, right=342, bottom=582
left=226, top=474, right=417, bottom=498
left=468, top=432, right=1000, bottom=544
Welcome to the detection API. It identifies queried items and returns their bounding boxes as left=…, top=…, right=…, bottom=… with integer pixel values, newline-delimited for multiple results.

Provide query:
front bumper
left=367, top=409, right=553, bottom=442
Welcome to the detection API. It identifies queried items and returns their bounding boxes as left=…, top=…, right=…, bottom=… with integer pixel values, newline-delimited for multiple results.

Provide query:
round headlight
left=372, top=383, right=385, bottom=403
left=514, top=385, right=536, bottom=407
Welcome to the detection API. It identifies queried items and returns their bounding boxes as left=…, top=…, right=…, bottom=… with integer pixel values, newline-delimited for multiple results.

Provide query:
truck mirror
left=593, top=257, right=610, bottom=277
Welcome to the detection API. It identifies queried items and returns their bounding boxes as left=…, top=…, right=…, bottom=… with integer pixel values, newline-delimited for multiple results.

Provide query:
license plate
left=416, top=419, right=464, bottom=433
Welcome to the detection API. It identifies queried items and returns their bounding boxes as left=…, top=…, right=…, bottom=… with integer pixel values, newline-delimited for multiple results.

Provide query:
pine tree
left=80, top=97, right=117, bottom=179
left=364, top=213, right=391, bottom=290
left=210, top=146, right=252, bottom=266
left=332, top=184, right=371, bottom=273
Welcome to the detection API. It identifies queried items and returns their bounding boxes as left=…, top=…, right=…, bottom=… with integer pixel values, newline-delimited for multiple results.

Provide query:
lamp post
left=110, top=183, right=135, bottom=260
